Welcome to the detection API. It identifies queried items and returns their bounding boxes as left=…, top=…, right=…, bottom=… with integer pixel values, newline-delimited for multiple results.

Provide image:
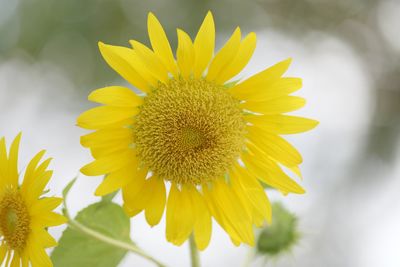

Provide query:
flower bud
left=257, top=202, right=299, bottom=256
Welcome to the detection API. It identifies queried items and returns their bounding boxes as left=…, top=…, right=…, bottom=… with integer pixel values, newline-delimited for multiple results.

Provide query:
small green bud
left=257, top=202, right=299, bottom=256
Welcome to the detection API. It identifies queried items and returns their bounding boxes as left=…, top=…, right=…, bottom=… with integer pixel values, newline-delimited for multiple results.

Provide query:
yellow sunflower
left=77, top=11, right=318, bottom=250
left=0, top=134, right=66, bottom=266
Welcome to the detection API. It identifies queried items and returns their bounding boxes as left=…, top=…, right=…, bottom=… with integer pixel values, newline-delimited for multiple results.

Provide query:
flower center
left=179, top=127, right=206, bottom=150
left=0, top=190, right=30, bottom=251
left=134, top=78, right=245, bottom=185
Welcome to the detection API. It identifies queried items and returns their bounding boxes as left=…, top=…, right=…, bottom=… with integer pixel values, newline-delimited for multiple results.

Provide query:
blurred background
left=0, top=0, right=399, bottom=266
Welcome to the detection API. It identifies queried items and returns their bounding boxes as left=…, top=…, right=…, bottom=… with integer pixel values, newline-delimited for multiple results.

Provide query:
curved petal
left=247, top=127, right=303, bottom=166
left=80, top=128, right=133, bottom=148
left=95, top=164, right=138, bottom=196
left=30, top=197, right=63, bottom=216
left=203, top=179, right=254, bottom=245
left=206, top=27, right=241, bottom=81
left=88, top=86, right=143, bottom=107
left=241, top=150, right=305, bottom=194
left=191, top=188, right=212, bottom=250
left=80, top=150, right=136, bottom=176
left=8, top=133, right=21, bottom=187
left=122, top=168, right=148, bottom=215
left=98, top=42, right=155, bottom=92
left=166, top=184, right=195, bottom=245
left=144, top=176, right=166, bottom=226
left=10, top=252, right=20, bottom=267
left=23, top=170, right=53, bottom=206
left=193, top=11, right=215, bottom=78
left=231, top=164, right=271, bottom=225
left=27, top=241, right=52, bottom=267
left=77, top=106, right=139, bottom=130
left=148, top=13, right=178, bottom=77
left=176, top=29, right=195, bottom=78
left=0, top=244, right=7, bottom=265
left=241, top=96, right=306, bottom=114
left=21, top=151, right=46, bottom=194
left=228, top=58, right=292, bottom=98
left=215, top=32, right=257, bottom=84
left=0, top=137, right=8, bottom=189
left=233, top=77, right=302, bottom=102
left=129, top=40, right=169, bottom=84
left=245, top=114, right=319, bottom=134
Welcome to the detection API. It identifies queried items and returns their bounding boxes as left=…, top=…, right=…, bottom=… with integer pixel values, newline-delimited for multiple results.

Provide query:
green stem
left=189, top=234, right=200, bottom=267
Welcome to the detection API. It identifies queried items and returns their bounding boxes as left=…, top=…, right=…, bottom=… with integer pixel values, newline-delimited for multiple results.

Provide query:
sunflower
left=0, top=134, right=66, bottom=266
left=77, top=11, right=318, bottom=250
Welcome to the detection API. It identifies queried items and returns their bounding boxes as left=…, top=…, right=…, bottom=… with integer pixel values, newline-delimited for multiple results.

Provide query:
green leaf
left=51, top=201, right=132, bottom=267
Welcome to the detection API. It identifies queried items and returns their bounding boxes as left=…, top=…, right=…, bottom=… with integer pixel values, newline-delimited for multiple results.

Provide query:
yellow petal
left=88, top=86, right=143, bottom=107
left=98, top=42, right=153, bottom=92
left=80, top=128, right=133, bottom=148
left=89, top=142, right=131, bottom=159
left=77, top=106, right=138, bottom=130
left=203, top=184, right=240, bottom=243
left=122, top=168, right=148, bottom=214
left=0, top=137, right=8, bottom=188
left=4, top=249, right=12, bottom=267
left=21, top=253, right=29, bottom=267
left=0, top=244, right=7, bottom=265
left=81, top=150, right=136, bottom=176
left=241, top=96, right=306, bottom=114
left=241, top=150, right=305, bottom=194
left=22, top=157, right=53, bottom=201
left=166, top=184, right=195, bottom=246
left=30, top=197, right=63, bottom=216
left=144, top=176, right=166, bottom=226
left=10, top=252, right=20, bottom=267
left=228, top=58, right=292, bottom=98
left=229, top=171, right=253, bottom=223
left=31, top=211, right=67, bottom=227
left=27, top=242, right=52, bottom=267
left=176, top=29, right=195, bottom=78
left=193, top=11, right=215, bottom=78
left=148, top=13, right=178, bottom=77
left=203, top=179, right=254, bottom=245
left=95, top=164, right=138, bottom=196
left=216, top=32, right=257, bottom=84
left=206, top=27, right=241, bottom=81
left=190, top=187, right=212, bottom=250
left=289, top=165, right=303, bottom=179
left=232, top=164, right=271, bottom=224
left=247, top=127, right=303, bottom=166
left=8, top=133, right=22, bottom=187
left=235, top=77, right=302, bottom=102
left=245, top=114, right=319, bottom=134
left=21, top=151, right=47, bottom=194
left=129, top=40, right=169, bottom=83
left=32, top=228, right=58, bottom=248
left=23, top=171, right=53, bottom=206
left=123, top=205, right=142, bottom=217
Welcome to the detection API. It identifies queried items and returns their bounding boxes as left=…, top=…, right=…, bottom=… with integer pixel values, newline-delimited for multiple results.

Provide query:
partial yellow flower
left=0, top=134, right=66, bottom=267
left=77, top=11, right=318, bottom=250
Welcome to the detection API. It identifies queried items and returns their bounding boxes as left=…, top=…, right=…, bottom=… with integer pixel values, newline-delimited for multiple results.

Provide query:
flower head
left=77, top=11, right=318, bottom=250
left=0, top=134, right=66, bottom=266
